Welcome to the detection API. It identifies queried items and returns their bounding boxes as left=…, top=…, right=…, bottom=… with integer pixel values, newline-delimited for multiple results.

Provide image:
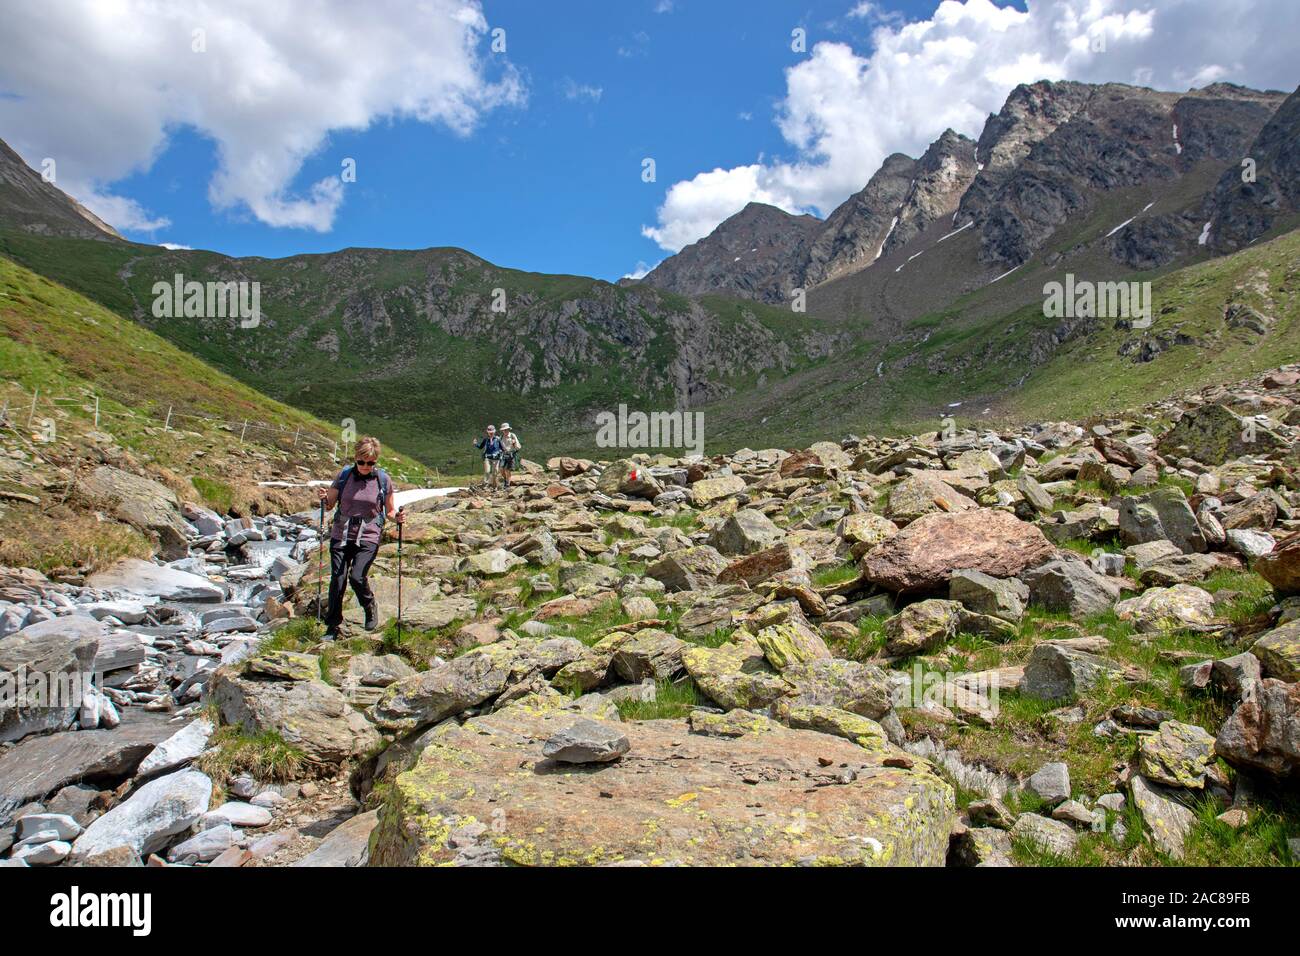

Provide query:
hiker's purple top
left=330, top=467, right=388, bottom=545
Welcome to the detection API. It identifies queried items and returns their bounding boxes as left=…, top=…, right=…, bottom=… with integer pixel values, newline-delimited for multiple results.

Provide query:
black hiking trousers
left=325, top=538, right=379, bottom=628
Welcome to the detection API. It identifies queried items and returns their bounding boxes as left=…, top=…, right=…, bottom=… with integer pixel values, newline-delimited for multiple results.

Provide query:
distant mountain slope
left=0, top=138, right=122, bottom=241
left=637, top=80, right=1293, bottom=316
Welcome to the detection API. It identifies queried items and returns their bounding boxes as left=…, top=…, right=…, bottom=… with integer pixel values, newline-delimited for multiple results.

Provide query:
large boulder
left=1250, top=622, right=1300, bottom=682
left=1215, top=678, right=1300, bottom=777
left=709, top=509, right=784, bottom=556
left=596, top=460, right=663, bottom=500
left=78, top=465, right=189, bottom=559
left=369, top=642, right=525, bottom=733
left=861, top=510, right=1056, bottom=595
left=0, top=615, right=102, bottom=744
left=1022, top=559, right=1121, bottom=618
left=1156, top=403, right=1283, bottom=464
left=1118, top=486, right=1206, bottom=554
left=646, top=546, right=728, bottom=592
left=207, top=667, right=380, bottom=767
left=1021, top=642, right=1124, bottom=702
left=1115, top=585, right=1217, bottom=633
left=681, top=638, right=790, bottom=711
left=86, top=558, right=224, bottom=601
left=402, top=596, right=477, bottom=631
left=369, top=701, right=955, bottom=866
left=71, top=769, right=212, bottom=861
left=1255, top=530, right=1300, bottom=595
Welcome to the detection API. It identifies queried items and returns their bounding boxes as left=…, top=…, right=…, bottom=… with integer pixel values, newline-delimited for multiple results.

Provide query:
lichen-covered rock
left=883, top=599, right=962, bottom=655
left=646, top=546, right=729, bottom=592
left=1250, top=621, right=1300, bottom=682
left=709, top=509, right=784, bottom=556
left=687, top=708, right=780, bottom=738
left=1011, top=813, right=1078, bottom=858
left=370, top=641, right=525, bottom=733
left=754, top=618, right=831, bottom=670
left=949, top=569, right=1028, bottom=622
left=244, top=650, right=320, bottom=682
left=1115, top=584, right=1217, bottom=633
left=779, top=658, right=895, bottom=719
left=776, top=704, right=890, bottom=752
left=611, top=629, right=686, bottom=682
left=1130, top=774, right=1196, bottom=860
left=886, top=474, right=975, bottom=524
left=1118, top=486, right=1206, bottom=554
left=1156, top=403, right=1283, bottom=464
left=681, top=638, right=791, bottom=711
left=862, top=510, right=1056, bottom=595
left=369, top=701, right=955, bottom=866
left=836, top=513, right=900, bottom=552
left=689, top=474, right=746, bottom=507
left=1138, top=720, right=1217, bottom=788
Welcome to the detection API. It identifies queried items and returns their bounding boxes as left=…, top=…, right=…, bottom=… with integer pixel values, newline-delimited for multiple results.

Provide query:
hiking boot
left=323, top=626, right=340, bottom=642
left=364, top=600, right=379, bottom=631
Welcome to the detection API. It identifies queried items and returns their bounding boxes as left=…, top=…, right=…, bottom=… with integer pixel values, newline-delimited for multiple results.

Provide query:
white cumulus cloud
left=0, top=0, right=524, bottom=234
left=643, top=0, right=1300, bottom=252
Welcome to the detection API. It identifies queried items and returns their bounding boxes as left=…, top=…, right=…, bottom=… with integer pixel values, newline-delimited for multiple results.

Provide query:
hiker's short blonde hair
left=356, top=436, right=381, bottom=460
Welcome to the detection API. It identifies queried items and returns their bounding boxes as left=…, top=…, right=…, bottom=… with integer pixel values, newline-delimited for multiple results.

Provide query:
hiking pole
left=315, top=498, right=326, bottom=625
left=396, top=508, right=405, bottom=646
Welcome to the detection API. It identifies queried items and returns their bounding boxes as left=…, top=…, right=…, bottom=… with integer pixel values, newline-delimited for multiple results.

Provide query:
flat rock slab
left=0, top=710, right=176, bottom=826
left=861, top=510, right=1056, bottom=595
left=371, top=702, right=955, bottom=867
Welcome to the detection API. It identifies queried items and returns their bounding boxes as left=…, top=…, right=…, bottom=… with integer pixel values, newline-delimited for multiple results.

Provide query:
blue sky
left=107, top=0, right=952, bottom=280
left=2, top=0, right=1294, bottom=282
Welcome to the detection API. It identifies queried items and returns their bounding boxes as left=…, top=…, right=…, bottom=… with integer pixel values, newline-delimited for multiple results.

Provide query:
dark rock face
left=639, top=201, right=822, bottom=304
left=0, top=138, right=123, bottom=240
left=1206, top=86, right=1300, bottom=253
left=803, top=153, right=917, bottom=287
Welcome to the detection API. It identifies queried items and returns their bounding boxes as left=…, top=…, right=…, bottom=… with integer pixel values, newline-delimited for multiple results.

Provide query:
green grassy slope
left=0, top=255, right=437, bottom=485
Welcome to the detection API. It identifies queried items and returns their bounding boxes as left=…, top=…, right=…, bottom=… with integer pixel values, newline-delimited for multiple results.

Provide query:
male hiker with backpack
left=315, top=435, right=404, bottom=640
left=474, top=423, right=503, bottom=492
left=499, top=421, right=522, bottom=489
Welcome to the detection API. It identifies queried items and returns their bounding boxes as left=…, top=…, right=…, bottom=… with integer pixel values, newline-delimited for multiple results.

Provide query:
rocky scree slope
left=5, top=368, right=1300, bottom=866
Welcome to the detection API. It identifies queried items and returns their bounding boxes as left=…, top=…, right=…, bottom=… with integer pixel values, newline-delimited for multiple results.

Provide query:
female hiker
left=474, top=423, right=502, bottom=491
left=316, top=435, right=404, bottom=639
left=499, top=421, right=522, bottom=489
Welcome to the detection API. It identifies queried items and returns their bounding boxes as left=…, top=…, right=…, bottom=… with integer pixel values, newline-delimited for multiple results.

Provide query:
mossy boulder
left=368, top=700, right=955, bottom=866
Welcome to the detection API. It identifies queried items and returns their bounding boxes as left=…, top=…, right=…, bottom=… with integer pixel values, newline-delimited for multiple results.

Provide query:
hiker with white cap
left=473, top=423, right=503, bottom=492
left=499, top=422, right=522, bottom=489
